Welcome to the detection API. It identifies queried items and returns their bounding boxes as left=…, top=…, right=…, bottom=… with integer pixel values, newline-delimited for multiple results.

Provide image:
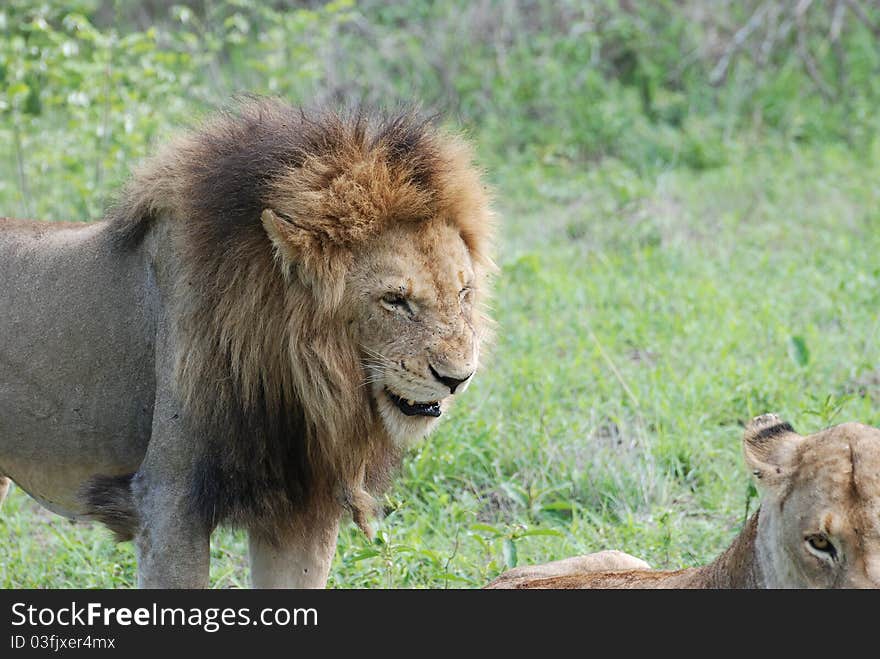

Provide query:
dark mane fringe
left=109, top=98, right=442, bottom=251
left=98, top=96, right=491, bottom=541
left=82, top=473, right=139, bottom=542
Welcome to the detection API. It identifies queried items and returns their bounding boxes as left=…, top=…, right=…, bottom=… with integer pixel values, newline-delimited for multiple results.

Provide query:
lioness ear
left=743, top=414, right=803, bottom=486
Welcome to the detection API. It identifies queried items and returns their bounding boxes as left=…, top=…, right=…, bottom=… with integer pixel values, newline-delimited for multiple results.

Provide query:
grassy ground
left=1, top=139, right=878, bottom=588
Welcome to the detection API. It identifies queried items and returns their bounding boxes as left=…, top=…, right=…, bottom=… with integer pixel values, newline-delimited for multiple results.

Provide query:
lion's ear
left=261, top=208, right=348, bottom=312
left=261, top=208, right=299, bottom=264
left=743, top=414, right=803, bottom=488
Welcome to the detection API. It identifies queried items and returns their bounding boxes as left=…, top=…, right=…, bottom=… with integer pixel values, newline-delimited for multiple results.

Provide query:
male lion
left=487, top=415, right=880, bottom=588
left=0, top=98, right=494, bottom=588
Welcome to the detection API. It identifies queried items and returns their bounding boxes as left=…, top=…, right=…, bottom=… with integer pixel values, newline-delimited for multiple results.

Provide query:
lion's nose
left=428, top=365, right=473, bottom=394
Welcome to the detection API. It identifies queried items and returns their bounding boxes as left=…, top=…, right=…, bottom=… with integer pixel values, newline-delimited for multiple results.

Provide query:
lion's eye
left=805, top=534, right=837, bottom=560
left=380, top=292, right=412, bottom=315
left=459, top=287, right=472, bottom=302
left=382, top=292, right=404, bottom=305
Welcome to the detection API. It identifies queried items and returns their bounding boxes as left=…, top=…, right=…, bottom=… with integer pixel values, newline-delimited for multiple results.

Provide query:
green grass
left=2, top=138, right=879, bottom=588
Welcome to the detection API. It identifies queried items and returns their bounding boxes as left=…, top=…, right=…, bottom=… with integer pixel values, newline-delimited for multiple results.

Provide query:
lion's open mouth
left=385, top=389, right=442, bottom=418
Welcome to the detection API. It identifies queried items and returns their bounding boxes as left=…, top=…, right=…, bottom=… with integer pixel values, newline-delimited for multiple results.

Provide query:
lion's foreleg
left=132, top=475, right=211, bottom=588
left=248, top=511, right=340, bottom=588
left=134, top=520, right=210, bottom=588
left=130, top=430, right=211, bottom=588
left=133, top=316, right=211, bottom=588
left=132, top=411, right=212, bottom=588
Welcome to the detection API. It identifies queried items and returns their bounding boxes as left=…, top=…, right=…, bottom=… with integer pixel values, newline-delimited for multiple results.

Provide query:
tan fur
left=137, top=102, right=495, bottom=535
left=484, top=551, right=651, bottom=589
left=0, top=99, right=495, bottom=587
left=486, top=415, right=880, bottom=589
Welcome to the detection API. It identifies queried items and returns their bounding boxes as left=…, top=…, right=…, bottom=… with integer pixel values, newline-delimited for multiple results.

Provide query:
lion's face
left=745, top=417, right=880, bottom=588
left=255, top=108, right=493, bottom=455
left=348, top=220, right=483, bottom=444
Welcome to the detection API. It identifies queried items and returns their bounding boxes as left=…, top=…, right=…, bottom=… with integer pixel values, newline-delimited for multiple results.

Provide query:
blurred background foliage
left=2, top=0, right=879, bottom=220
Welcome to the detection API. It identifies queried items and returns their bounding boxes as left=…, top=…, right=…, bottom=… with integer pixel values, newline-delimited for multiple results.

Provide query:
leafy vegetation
left=1, top=0, right=879, bottom=587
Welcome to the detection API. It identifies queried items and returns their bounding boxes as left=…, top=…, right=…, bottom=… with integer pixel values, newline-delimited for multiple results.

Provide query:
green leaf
left=787, top=335, right=809, bottom=367
left=345, top=548, right=380, bottom=563
left=502, top=538, right=517, bottom=569
left=417, top=549, right=442, bottom=566
left=515, top=528, right=564, bottom=539
left=470, top=523, right=503, bottom=536
left=6, top=81, right=29, bottom=99
left=746, top=481, right=758, bottom=501
left=436, top=572, right=474, bottom=585
left=541, top=500, right=574, bottom=512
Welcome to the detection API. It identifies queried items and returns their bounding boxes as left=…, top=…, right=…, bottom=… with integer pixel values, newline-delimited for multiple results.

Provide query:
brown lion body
left=0, top=98, right=494, bottom=587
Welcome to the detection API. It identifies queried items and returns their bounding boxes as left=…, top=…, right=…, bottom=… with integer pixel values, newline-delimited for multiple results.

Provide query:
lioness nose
left=429, top=365, right=473, bottom=394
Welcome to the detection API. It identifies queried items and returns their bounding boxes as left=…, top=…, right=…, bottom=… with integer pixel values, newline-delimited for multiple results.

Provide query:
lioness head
left=259, top=109, right=493, bottom=446
left=744, top=414, right=880, bottom=588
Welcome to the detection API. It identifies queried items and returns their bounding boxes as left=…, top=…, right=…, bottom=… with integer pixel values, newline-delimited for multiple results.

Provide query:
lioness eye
left=459, top=287, right=472, bottom=301
left=805, top=534, right=837, bottom=560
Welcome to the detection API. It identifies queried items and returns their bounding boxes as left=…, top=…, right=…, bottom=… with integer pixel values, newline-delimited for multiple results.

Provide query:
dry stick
left=765, top=11, right=797, bottom=67
left=830, top=0, right=848, bottom=95
left=443, top=526, right=461, bottom=590
left=710, top=1, right=771, bottom=86
left=758, top=1, right=783, bottom=67
left=842, top=0, right=880, bottom=38
left=831, top=0, right=848, bottom=40
left=796, top=0, right=835, bottom=101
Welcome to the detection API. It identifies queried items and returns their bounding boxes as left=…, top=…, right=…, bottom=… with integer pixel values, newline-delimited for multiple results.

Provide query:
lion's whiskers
left=359, top=349, right=399, bottom=389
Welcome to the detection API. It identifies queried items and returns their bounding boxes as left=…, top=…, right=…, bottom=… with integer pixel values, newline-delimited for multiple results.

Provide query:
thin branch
left=757, top=1, right=782, bottom=67
left=443, top=526, right=461, bottom=590
left=830, top=0, right=847, bottom=40
left=830, top=0, right=848, bottom=95
left=710, top=2, right=771, bottom=86
left=843, top=0, right=880, bottom=38
left=796, top=0, right=835, bottom=101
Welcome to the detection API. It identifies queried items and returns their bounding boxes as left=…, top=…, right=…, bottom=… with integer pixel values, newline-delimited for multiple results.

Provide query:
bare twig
left=830, top=0, right=847, bottom=40
left=830, top=0, right=848, bottom=94
left=443, top=526, right=461, bottom=590
left=757, top=1, right=781, bottom=67
left=710, top=1, right=771, bottom=86
left=796, top=0, right=835, bottom=101
left=758, top=1, right=795, bottom=67
left=842, top=0, right=880, bottom=38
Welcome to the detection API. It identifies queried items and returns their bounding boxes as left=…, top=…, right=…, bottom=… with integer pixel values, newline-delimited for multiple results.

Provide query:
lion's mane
left=87, top=98, right=493, bottom=542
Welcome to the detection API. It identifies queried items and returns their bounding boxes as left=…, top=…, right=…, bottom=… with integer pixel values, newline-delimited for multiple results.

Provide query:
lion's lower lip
left=385, top=390, right=442, bottom=417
